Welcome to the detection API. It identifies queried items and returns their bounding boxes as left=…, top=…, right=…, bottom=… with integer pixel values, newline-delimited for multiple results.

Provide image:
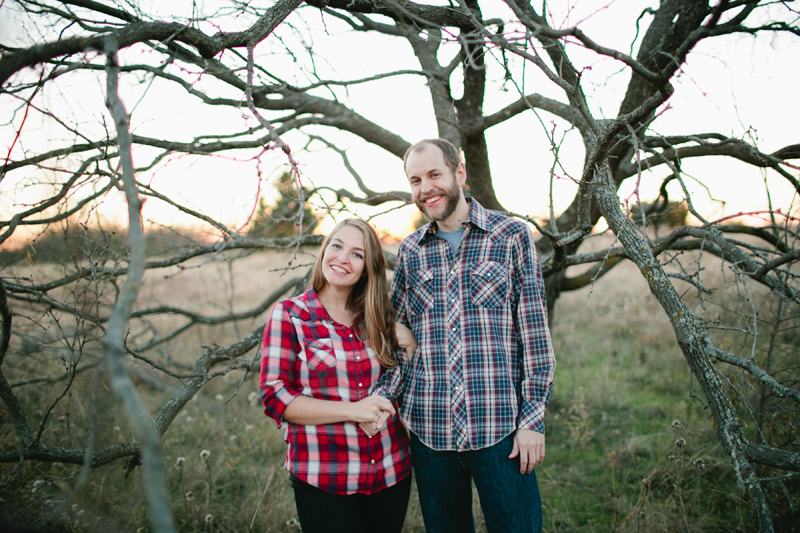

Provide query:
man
left=372, top=138, right=556, bottom=533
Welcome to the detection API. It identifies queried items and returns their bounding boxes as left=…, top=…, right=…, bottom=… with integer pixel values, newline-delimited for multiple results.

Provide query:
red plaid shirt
left=259, top=289, right=411, bottom=495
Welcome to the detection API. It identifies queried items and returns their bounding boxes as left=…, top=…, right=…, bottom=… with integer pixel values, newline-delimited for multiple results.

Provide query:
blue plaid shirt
left=376, top=199, right=555, bottom=451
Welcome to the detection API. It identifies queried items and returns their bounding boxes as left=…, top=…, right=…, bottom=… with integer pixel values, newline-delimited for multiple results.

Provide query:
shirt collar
left=299, top=288, right=363, bottom=331
left=299, top=288, right=330, bottom=322
left=416, top=198, right=490, bottom=245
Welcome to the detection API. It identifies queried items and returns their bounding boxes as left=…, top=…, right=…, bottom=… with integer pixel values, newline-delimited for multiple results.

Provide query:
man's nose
left=419, top=177, right=433, bottom=194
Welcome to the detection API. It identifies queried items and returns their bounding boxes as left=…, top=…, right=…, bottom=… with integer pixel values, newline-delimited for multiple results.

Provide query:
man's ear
left=456, top=162, right=467, bottom=187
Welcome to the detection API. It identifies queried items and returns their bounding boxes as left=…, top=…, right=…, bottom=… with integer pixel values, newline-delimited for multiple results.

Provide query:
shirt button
left=358, top=383, right=363, bottom=387
left=349, top=334, right=353, bottom=338
left=356, top=356, right=361, bottom=361
left=370, top=459, right=375, bottom=464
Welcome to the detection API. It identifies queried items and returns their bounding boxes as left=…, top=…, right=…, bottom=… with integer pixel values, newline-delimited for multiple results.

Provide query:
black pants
left=290, top=473, right=412, bottom=533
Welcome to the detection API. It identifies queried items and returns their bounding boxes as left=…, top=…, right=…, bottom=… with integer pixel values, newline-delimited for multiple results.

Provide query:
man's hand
left=358, top=410, right=391, bottom=437
left=509, top=429, right=545, bottom=474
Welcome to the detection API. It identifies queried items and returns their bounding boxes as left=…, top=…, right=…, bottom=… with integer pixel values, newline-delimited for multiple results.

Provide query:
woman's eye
left=330, top=243, right=341, bottom=249
left=354, top=253, right=363, bottom=260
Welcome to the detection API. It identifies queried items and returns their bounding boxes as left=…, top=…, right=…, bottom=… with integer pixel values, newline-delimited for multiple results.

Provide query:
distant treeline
left=0, top=225, right=206, bottom=267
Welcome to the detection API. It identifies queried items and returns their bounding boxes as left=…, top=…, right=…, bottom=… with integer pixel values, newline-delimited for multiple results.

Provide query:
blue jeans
left=290, top=472, right=411, bottom=533
left=409, top=431, right=542, bottom=533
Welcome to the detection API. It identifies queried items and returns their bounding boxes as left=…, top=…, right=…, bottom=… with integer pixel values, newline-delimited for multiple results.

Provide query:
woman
left=259, top=218, right=414, bottom=533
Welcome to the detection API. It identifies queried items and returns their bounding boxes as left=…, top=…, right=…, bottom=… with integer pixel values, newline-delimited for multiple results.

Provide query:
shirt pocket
left=407, top=268, right=435, bottom=315
left=302, top=337, right=338, bottom=371
left=470, top=261, right=510, bottom=308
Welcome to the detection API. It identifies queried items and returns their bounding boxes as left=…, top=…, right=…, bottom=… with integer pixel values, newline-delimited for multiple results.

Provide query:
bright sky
left=1, top=0, right=798, bottom=244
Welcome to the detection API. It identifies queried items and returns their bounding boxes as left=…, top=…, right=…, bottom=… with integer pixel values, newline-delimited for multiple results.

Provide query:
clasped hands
left=352, top=394, right=394, bottom=437
left=353, top=322, right=415, bottom=437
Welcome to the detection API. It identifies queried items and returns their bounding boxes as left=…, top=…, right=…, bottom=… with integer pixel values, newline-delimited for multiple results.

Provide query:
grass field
left=1, top=244, right=795, bottom=532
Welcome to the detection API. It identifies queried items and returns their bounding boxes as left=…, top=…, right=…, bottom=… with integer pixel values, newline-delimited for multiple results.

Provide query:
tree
left=1, top=0, right=799, bottom=530
left=249, top=171, right=318, bottom=238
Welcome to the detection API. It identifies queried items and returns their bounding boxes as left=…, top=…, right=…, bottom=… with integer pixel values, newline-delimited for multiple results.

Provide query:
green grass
left=2, top=258, right=796, bottom=532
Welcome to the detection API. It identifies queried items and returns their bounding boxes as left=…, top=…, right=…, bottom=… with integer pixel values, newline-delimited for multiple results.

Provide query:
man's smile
left=423, top=195, right=443, bottom=205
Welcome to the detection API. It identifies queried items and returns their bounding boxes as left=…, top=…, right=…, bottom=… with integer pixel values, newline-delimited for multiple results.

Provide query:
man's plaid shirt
left=259, top=289, right=411, bottom=494
left=376, top=199, right=555, bottom=451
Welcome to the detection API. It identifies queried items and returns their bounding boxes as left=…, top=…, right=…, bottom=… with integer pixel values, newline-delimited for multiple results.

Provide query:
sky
left=1, top=0, right=798, bottom=244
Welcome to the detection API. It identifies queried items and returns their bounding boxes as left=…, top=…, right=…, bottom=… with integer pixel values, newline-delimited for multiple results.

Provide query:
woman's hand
left=349, top=394, right=396, bottom=424
left=353, top=394, right=395, bottom=437
left=283, top=394, right=394, bottom=427
left=395, top=322, right=417, bottom=355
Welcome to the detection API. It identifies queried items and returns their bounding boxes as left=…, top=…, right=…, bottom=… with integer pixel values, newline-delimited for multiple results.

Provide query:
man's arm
left=510, top=226, right=556, bottom=472
left=359, top=245, right=413, bottom=436
left=371, top=245, right=413, bottom=403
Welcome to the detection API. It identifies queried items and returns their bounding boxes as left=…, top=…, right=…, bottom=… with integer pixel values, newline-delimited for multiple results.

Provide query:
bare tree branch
left=103, top=36, right=174, bottom=533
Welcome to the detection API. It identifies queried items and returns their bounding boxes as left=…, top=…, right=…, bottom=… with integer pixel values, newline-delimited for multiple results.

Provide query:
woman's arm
left=395, top=322, right=417, bottom=356
left=283, top=394, right=396, bottom=426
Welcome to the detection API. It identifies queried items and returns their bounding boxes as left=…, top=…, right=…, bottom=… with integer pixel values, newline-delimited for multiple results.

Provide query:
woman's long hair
left=310, top=218, right=399, bottom=368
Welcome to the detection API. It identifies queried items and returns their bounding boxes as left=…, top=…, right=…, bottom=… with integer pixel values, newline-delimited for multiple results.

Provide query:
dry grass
left=2, top=239, right=797, bottom=532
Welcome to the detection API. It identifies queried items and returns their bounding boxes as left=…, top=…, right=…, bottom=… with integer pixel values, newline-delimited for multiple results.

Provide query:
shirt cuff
left=517, top=400, right=546, bottom=434
left=373, top=385, right=392, bottom=402
left=263, top=384, right=299, bottom=428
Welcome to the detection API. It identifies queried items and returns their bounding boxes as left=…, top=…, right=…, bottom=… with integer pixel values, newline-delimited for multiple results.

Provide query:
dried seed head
left=175, top=457, right=186, bottom=468
left=200, top=449, right=210, bottom=462
left=670, top=420, right=684, bottom=431
left=205, top=514, right=214, bottom=523
left=675, top=438, right=686, bottom=447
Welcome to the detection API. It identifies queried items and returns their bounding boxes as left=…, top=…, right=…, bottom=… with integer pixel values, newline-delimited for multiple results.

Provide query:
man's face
left=405, top=145, right=465, bottom=223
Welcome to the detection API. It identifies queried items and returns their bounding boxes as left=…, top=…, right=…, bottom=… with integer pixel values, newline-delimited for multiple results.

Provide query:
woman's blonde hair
left=310, top=218, right=399, bottom=368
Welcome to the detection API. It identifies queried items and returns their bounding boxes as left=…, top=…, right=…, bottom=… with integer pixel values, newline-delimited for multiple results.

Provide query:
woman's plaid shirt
left=259, top=289, right=411, bottom=495
left=376, top=199, right=556, bottom=451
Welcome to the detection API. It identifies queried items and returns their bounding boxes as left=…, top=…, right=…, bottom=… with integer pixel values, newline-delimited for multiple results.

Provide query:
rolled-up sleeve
left=513, top=229, right=556, bottom=433
left=259, top=302, right=301, bottom=427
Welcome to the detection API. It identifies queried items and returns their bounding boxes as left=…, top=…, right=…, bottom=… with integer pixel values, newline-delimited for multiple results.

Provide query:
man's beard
left=415, top=178, right=462, bottom=222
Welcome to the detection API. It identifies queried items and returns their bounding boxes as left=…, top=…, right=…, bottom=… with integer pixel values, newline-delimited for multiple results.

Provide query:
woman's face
left=321, top=225, right=366, bottom=290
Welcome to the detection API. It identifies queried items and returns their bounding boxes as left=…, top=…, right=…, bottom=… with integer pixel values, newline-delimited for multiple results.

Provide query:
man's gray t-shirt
left=438, top=228, right=463, bottom=254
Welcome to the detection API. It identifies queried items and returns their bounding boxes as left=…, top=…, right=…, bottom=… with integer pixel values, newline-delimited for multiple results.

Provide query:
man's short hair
left=403, top=138, right=462, bottom=175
